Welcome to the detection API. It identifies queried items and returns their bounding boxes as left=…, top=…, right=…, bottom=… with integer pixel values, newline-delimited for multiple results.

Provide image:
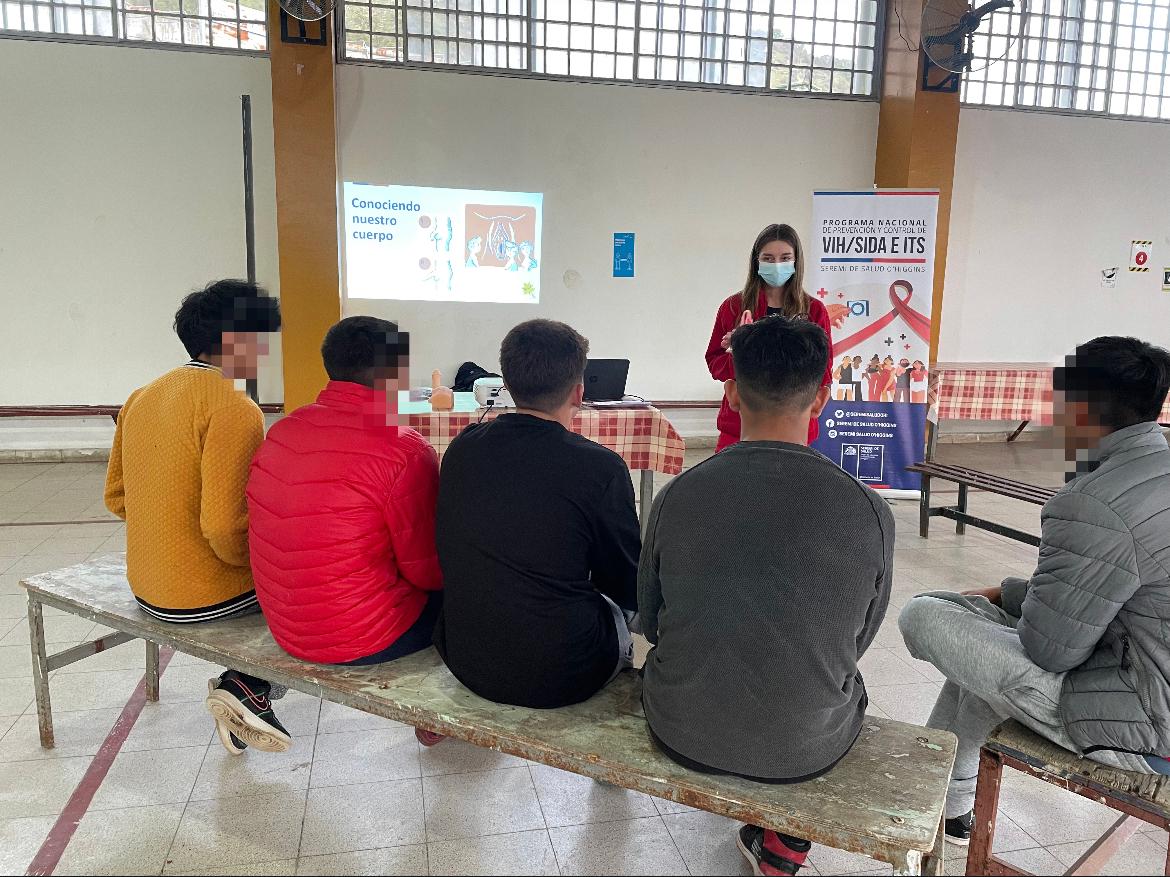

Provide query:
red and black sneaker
left=736, top=825, right=812, bottom=876
left=205, top=671, right=292, bottom=754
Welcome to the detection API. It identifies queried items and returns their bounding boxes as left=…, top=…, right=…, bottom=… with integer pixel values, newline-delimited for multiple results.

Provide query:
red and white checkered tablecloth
left=929, top=363, right=1170, bottom=423
left=407, top=406, right=686, bottom=475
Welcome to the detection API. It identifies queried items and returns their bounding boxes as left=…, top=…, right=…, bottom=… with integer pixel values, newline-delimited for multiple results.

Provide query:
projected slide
left=344, top=182, right=543, bottom=304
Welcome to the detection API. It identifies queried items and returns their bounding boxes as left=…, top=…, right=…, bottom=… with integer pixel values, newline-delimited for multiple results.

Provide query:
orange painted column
left=267, top=5, right=341, bottom=412
left=874, top=0, right=963, bottom=362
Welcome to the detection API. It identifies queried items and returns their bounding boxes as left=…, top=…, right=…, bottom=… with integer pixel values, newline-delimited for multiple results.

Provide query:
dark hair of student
left=321, top=316, right=410, bottom=387
left=1054, top=336, right=1170, bottom=430
left=500, top=319, right=589, bottom=413
left=173, top=280, right=281, bottom=360
left=730, top=316, right=830, bottom=414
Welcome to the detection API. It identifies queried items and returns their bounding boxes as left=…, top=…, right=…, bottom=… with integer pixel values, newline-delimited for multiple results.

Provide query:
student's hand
left=961, top=586, right=1002, bottom=606
left=721, top=331, right=733, bottom=350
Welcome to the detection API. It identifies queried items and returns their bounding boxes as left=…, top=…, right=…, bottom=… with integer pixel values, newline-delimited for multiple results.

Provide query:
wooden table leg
left=1007, top=421, right=1029, bottom=442
left=27, top=596, right=54, bottom=749
left=145, top=640, right=160, bottom=702
left=892, top=848, right=924, bottom=876
left=922, top=816, right=946, bottom=876
left=639, top=469, right=654, bottom=536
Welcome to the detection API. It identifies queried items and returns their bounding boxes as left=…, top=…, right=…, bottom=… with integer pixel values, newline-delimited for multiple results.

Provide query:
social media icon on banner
left=847, top=300, right=870, bottom=317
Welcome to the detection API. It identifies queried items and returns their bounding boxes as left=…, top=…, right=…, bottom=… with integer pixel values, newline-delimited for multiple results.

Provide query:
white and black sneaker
left=944, top=811, right=974, bottom=846
left=205, top=670, right=292, bottom=753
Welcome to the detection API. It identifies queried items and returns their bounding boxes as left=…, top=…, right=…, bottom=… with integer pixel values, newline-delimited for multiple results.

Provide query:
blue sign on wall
left=613, top=233, right=635, bottom=278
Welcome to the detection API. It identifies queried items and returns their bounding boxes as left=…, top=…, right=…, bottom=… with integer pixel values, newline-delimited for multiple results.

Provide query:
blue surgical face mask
left=758, top=261, right=796, bottom=288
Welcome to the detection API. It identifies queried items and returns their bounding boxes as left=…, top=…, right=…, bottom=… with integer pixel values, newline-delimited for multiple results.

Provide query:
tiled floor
left=0, top=448, right=1166, bottom=876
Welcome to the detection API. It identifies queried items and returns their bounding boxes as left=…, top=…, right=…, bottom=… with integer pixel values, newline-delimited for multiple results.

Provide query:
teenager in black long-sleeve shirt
left=433, top=320, right=641, bottom=709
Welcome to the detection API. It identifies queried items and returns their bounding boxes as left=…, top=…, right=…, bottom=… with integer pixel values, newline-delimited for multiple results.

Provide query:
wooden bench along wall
left=23, top=556, right=957, bottom=876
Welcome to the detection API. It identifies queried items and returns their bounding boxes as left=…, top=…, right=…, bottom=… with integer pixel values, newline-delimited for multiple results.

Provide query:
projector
left=473, top=377, right=514, bottom=408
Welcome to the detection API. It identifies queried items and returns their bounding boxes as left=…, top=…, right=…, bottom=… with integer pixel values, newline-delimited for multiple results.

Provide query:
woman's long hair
left=739, top=223, right=810, bottom=318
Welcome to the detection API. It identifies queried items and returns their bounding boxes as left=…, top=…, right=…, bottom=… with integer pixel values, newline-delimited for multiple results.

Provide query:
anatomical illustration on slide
left=465, top=205, right=539, bottom=272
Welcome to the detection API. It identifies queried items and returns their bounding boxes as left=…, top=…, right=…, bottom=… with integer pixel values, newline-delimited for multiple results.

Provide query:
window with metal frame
left=0, top=0, right=268, bottom=50
left=341, top=0, right=883, bottom=97
left=962, top=0, right=1170, bottom=121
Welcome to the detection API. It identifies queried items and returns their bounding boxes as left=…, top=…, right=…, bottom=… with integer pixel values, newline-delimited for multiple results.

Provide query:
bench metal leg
left=955, top=484, right=969, bottom=535
left=145, top=640, right=160, bottom=702
left=1065, top=814, right=1142, bottom=875
left=967, top=748, right=1031, bottom=876
left=919, top=474, right=932, bottom=539
left=27, top=597, right=54, bottom=750
left=639, top=469, right=654, bottom=535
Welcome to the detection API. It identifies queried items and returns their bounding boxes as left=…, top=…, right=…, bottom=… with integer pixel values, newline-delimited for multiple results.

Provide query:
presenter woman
left=706, top=224, right=836, bottom=450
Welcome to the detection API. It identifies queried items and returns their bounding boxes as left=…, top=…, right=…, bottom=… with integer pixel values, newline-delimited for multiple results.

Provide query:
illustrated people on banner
left=866, top=355, right=882, bottom=403
left=834, top=356, right=854, bottom=400
left=894, top=357, right=912, bottom=403
left=880, top=356, right=897, bottom=402
left=851, top=356, right=865, bottom=402
left=910, top=359, right=928, bottom=404
left=466, top=235, right=483, bottom=268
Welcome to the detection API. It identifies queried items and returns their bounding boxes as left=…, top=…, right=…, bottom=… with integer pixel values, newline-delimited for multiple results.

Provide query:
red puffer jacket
left=247, top=381, right=442, bottom=664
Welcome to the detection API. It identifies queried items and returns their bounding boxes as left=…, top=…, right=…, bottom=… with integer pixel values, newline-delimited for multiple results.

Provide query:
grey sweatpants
left=899, top=593, right=1152, bottom=819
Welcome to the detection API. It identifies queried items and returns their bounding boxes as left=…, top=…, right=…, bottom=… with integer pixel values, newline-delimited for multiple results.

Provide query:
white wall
left=942, top=108, right=1170, bottom=364
left=0, top=40, right=281, bottom=406
left=337, top=67, right=879, bottom=400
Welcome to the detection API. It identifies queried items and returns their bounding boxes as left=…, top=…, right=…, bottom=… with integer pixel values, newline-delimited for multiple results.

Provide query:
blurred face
left=219, top=331, right=271, bottom=380
left=373, top=361, right=409, bottom=410
left=469, top=238, right=481, bottom=255
left=759, top=240, right=796, bottom=265
left=1054, top=391, right=1109, bottom=460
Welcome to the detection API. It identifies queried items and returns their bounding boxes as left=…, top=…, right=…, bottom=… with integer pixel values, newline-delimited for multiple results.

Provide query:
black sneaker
left=944, top=811, right=974, bottom=846
left=205, top=671, right=292, bottom=753
left=736, top=825, right=810, bottom=876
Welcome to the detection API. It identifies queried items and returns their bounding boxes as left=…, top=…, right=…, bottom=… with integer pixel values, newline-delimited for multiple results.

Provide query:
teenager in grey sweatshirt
left=639, top=315, right=894, bottom=876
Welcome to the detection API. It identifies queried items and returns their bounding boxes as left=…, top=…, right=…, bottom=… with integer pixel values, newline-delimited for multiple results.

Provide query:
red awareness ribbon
left=832, top=280, right=931, bottom=351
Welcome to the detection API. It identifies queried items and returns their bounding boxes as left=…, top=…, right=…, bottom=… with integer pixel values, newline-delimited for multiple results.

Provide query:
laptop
left=583, top=359, right=630, bottom=402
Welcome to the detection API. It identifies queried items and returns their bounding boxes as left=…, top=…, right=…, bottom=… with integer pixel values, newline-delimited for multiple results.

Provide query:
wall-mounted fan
left=922, top=0, right=1021, bottom=73
left=279, top=0, right=335, bottom=22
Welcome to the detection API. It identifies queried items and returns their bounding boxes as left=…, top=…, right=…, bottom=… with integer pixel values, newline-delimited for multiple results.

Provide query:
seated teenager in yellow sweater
left=104, top=279, right=287, bottom=756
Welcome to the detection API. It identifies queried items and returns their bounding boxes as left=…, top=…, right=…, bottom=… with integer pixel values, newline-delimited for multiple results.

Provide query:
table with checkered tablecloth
left=404, top=398, right=685, bottom=527
left=928, top=362, right=1170, bottom=430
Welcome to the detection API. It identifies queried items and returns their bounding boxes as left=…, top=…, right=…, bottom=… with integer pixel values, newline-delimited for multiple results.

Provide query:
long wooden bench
left=22, top=556, right=956, bottom=875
